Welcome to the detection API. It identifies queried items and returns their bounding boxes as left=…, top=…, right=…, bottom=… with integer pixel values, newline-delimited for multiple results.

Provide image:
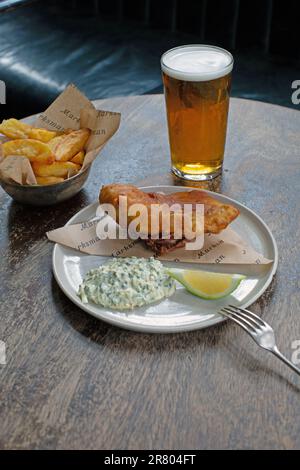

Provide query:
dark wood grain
left=0, top=96, right=299, bottom=450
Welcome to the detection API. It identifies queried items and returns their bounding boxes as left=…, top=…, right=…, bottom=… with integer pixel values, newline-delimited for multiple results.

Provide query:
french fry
left=48, top=128, right=90, bottom=161
left=0, top=118, right=58, bottom=142
left=32, top=161, right=81, bottom=177
left=70, top=150, right=85, bottom=165
left=0, top=118, right=31, bottom=139
left=28, top=128, right=58, bottom=143
left=2, top=139, right=54, bottom=163
left=36, top=176, right=65, bottom=185
left=47, top=135, right=66, bottom=154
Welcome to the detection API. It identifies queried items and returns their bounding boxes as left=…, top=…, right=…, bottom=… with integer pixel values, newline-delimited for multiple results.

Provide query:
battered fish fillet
left=99, top=184, right=239, bottom=254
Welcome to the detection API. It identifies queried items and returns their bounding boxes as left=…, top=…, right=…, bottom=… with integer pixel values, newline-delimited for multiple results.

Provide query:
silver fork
left=219, top=305, right=300, bottom=376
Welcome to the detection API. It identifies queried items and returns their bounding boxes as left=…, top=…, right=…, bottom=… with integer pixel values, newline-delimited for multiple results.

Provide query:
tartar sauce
left=78, top=257, right=176, bottom=309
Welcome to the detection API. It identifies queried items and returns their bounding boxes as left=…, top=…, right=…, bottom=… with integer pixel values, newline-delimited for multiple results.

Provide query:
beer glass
left=161, top=45, right=233, bottom=180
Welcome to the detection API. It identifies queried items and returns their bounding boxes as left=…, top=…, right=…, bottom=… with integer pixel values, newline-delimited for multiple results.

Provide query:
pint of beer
left=161, top=45, right=233, bottom=180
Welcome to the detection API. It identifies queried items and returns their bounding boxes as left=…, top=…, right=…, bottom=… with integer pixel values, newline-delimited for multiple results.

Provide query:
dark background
left=0, top=0, right=300, bottom=119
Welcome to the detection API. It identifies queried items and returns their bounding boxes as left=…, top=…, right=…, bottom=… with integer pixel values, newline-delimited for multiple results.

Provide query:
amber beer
left=161, top=45, right=233, bottom=180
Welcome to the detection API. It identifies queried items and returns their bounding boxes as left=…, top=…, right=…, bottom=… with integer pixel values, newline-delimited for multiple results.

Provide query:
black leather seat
left=0, top=1, right=299, bottom=120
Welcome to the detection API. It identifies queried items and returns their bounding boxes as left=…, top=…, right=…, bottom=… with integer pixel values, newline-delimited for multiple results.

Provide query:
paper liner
left=47, top=215, right=273, bottom=265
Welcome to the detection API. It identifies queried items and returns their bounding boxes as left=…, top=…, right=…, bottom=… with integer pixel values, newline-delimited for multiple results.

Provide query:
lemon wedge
left=166, top=268, right=246, bottom=300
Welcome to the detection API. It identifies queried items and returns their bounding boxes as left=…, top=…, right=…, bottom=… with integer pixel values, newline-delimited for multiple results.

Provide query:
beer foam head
left=161, top=45, right=233, bottom=82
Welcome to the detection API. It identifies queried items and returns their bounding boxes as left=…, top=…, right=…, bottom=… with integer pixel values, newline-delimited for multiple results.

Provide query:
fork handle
left=271, top=347, right=300, bottom=376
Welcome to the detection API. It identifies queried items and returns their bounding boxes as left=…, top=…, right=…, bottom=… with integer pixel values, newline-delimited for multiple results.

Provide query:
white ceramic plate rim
left=52, top=186, right=278, bottom=333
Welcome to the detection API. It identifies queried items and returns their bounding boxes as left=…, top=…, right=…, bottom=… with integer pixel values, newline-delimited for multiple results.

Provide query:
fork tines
left=220, top=305, right=265, bottom=333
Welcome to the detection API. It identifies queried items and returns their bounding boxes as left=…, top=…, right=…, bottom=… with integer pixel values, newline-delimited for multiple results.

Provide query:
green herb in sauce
left=78, top=257, right=176, bottom=310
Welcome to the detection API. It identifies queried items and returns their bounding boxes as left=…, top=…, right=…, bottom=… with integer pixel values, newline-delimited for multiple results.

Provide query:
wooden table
left=0, top=96, right=299, bottom=450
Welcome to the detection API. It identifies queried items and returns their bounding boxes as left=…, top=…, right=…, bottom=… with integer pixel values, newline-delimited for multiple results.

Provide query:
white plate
left=52, top=186, right=278, bottom=333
